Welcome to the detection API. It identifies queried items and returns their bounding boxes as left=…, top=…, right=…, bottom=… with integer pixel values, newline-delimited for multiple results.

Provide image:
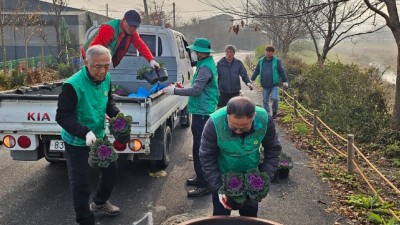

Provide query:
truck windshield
left=126, top=35, right=163, bottom=56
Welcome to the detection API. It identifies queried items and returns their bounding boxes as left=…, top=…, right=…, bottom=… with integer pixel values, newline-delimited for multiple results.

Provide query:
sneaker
left=89, top=201, right=120, bottom=216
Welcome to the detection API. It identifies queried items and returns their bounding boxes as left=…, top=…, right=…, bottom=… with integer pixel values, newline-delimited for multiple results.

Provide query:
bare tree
left=249, top=0, right=308, bottom=58
left=303, top=0, right=385, bottom=64
left=363, top=0, right=400, bottom=130
left=15, top=0, right=42, bottom=59
left=0, top=0, right=20, bottom=72
left=47, top=0, right=68, bottom=62
left=141, top=0, right=173, bottom=27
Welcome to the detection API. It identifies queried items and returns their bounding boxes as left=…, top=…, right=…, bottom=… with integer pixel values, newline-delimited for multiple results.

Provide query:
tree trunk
left=391, top=45, right=400, bottom=130
left=1, top=27, right=6, bottom=72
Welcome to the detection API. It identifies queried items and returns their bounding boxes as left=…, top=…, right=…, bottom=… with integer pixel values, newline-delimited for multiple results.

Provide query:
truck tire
left=152, top=124, right=172, bottom=168
left=180, top=106, right=191, bottom=127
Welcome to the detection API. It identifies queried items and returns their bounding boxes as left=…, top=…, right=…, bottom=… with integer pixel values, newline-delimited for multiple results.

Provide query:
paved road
left=0, top=51, right=349, bottom=225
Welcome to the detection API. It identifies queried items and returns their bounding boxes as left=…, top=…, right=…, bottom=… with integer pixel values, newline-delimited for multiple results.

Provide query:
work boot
left=187, top=187, right=212, bottom=197
left=89, top=201, right=120, bottom=216
left=186, top=177, right=198, bottom=186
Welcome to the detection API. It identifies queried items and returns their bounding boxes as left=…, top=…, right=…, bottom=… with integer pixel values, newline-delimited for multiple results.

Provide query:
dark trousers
left=65, top=143, right=118, bottom=225
left=191, top=114, right=210, bottom=188
left=217, top=91, right=240, bottom=108
left=212, top=192, right=258, bottom=217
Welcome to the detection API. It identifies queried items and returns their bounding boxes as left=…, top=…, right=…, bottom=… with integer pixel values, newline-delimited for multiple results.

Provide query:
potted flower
left=273, top=152, right=294, bottom=182
left=108, top=112, right=132, bottom=144
left=155, top=61, right=168, bottom=82
left=137, top=65, right=159, bottom=85
left=219, top=172, right=246, bottom=210
left=244, top=169, right=270, bottom=201
left=111, top=84, right=128, bottom=96
left=88, top=138, right=118, bottom=168
left=219, top=169, right=270, bottom=210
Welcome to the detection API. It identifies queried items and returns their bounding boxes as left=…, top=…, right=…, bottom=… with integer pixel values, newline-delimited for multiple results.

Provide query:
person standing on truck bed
left=81, top=10, right=160, bottom=70
left=56, top=45, right=122, bottom=225
left=216, top=44, right=253, bottom=109
left=162, top=38, right=219, bottom=197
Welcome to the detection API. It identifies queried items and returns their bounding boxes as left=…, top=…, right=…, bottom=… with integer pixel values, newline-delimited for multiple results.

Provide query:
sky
left=42, top=0, right=235, bottom=22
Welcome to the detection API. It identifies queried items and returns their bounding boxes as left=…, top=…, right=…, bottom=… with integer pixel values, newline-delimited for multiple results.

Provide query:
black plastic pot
left=142, top=71, right=159, bottom=85
left=115, top=135, right=130, bottom=144
left=225, top=196, right=245, bottom=210
left=178, top=216, right=282, bottom=225
left=88, top=156, right=99, bottom=169
left=278, top=168, right=290, bottom=179
left=156, top=68, right=168, bottom=82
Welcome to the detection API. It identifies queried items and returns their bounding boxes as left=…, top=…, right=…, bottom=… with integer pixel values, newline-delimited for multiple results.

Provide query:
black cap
left=124, top=10, right=141, bottom=27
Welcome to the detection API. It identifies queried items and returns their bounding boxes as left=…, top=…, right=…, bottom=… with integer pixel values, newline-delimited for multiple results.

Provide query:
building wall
left=1, top=9, right=111, bottom=62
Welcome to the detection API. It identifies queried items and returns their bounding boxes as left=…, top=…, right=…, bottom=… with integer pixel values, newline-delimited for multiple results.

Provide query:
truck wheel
left=180, top=106, right=191, bottom=127
left=157, top=125, right=172, bottom=168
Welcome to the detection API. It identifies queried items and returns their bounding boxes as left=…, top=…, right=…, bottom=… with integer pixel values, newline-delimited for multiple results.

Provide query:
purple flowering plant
left=219, top=172, right=246, bottom=204
left=219, top=169, right=270, bottom=205
left=108, top=112, right=132, bottom=140
left=89, top=138, right=118, bottom=168
left=244, top=169, right=270, bottom=201
left=278, top=152, right=293, bottom=170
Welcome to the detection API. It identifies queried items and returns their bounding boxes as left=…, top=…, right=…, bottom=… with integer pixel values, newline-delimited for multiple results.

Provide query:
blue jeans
left=191, top=114, right=210, bottom=188
left=65, top=143, right=118, bottom=225
left=212, top=192, right=258, bottom=217
left=262, top=86, right=279, bottom=114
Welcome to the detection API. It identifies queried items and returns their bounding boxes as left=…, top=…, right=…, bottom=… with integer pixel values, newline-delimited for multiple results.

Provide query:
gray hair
left=224, top=45, right=236, bottom=53
left=226, top=96, right=255, bottom=118
left=86, top=45, right=112, bottom=65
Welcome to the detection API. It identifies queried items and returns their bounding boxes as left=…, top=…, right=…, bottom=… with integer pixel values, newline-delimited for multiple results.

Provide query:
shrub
left=294, top=62, right=390, bottom=143
left=282, top=56, right=308, bottom=85
left=0, top=71, right=8, bottom=90
left=10, top=69, right=26, bottom=88
left=385, top=141, right=400, bottom=158
left=57, top=63, right=77, bottom=79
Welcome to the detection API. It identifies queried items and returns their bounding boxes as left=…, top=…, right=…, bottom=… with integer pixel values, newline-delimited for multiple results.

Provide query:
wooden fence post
left=313, top=110, right=318, bottom=137
left=347, top=134, right=354, bottom=173
left=293, top=95, right=298, bottom=117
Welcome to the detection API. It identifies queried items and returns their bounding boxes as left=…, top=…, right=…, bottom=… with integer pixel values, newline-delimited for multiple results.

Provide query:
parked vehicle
left=0, top=24, right=194, bottom=168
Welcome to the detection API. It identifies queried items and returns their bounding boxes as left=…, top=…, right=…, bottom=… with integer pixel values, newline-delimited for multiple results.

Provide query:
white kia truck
left=0, top=24, right=194, bottom=168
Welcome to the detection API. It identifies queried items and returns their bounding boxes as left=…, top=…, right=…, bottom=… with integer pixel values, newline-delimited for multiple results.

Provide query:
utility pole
left=143, top=0, right=149, bottom=24
left=173, top=2, right=175, bottom=29
left=106, top=3, right=108, bottom=17
left=246, top=0, right=248, bottom=25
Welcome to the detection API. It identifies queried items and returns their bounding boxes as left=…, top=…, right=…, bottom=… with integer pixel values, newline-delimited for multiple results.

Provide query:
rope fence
left=280, top=88, right=400, bottom=221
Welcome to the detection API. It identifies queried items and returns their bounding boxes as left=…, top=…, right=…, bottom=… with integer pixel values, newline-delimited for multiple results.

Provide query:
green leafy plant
left=385, top=141, right=400, bottom=158
left=293, top=123, right=310, bottom=135
left=57, top=63, right=77, bottom=79
left=89, top=138, right=118, bottom=168
left=278, top=152, right=294, bottom=170
left=136, top=65, right=153, bottom=80
left=108, top=112, right=132, bottom=143
left=281, top=114, right=294, bottom=124
left=368, top=213, right=399, bottom=225
left=347, top=194, right=394, bottom=212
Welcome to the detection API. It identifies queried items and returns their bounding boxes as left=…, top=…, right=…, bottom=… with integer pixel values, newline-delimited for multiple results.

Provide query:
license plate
left=50, top=140, right=65, bottom=151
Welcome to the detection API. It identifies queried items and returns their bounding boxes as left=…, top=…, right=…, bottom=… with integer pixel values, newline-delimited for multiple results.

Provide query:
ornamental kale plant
left=108, top=112, right=132, bottom=140
left=220, top=172, right=246, bottom=203
left=244, top=169, right=270, bottom=201
left=219, top=169, right=270, bottom=205
left=278, top=152, right=294, bottom=170
left=89, top=138, right=118, bottom=168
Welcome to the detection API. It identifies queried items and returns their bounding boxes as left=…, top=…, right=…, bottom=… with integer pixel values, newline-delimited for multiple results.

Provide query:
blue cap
left=124, top=10, right=141, bottom=27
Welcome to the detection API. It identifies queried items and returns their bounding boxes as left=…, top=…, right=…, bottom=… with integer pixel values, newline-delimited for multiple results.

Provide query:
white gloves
left=162, top=86, right=175, bottom=95
left=283, top=82, right=288, bottom=88
left=85, top=131, right=96, bottom=146
left=218, top=194, right=232, bottom=210
left=247, top=83, right=253, bottom=90
left=150, top=59, right=160, bottom=69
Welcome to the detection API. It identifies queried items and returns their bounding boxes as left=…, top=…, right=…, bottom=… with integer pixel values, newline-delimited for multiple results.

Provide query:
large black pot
left=178, top=216, right=282, bottom=225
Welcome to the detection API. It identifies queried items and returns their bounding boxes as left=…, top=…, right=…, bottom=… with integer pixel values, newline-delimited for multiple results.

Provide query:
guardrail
left=281, top=89, right=400, bottom=221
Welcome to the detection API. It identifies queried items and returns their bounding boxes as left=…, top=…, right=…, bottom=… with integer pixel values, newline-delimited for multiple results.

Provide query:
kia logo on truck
left=27, top=112, right=50, bottom=121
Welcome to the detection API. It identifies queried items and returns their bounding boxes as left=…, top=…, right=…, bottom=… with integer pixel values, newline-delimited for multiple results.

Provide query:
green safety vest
left=258, top=56, right=280, bottom=85
left=188, top=56, right=219, bottom=115
left=61, top=66, right=111, bottom=146
left=210, top=106, right=268, bottom=174
left=83, top=19, right=121, bottom=56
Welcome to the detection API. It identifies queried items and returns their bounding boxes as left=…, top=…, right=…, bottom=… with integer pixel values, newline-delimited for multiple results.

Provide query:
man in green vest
left=199, top=96, right=281, bottom=217
left=56, top=45, right=122, bottom=225
left=162, top=38, right=219, bottom=197
left=251, top=45, right=288, bottom=119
